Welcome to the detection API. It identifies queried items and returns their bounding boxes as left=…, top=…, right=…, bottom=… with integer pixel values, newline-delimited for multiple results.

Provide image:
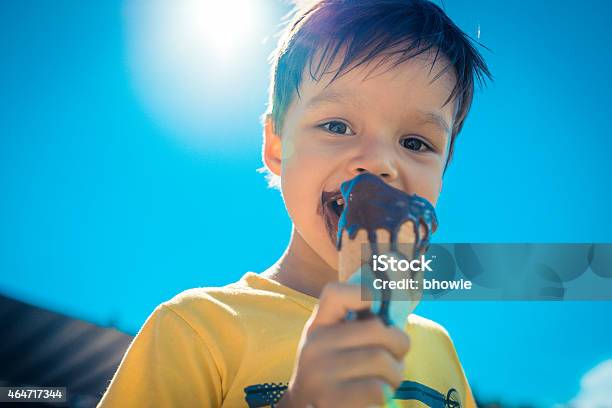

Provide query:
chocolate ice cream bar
left=335, top=173, right=438, bottom=325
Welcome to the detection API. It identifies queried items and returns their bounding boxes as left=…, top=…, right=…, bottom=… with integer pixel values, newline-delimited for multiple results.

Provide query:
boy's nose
left=347, top=141, right=398, bottom=181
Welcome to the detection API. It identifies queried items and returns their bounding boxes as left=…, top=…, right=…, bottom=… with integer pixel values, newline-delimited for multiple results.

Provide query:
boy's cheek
left=287, top=128, right=349, bottom=159
left=281, top=144, right=335, bottom=185
left=288, top=144, right=335, bottom=166
left=418, top=179, right=441, bottom=204
left=281, top=163, right=318, bottom=216
left=401, top=165, right=443, bottom=206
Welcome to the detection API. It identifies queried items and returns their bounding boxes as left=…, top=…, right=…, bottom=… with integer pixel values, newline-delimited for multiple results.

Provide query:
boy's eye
left=400, top=137, right=431, bottom=152
left=319, top=120, right=354, bottom=135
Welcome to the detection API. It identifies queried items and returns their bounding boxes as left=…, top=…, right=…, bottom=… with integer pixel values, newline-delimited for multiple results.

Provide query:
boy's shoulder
left=160, top=275, right=264, bottom=317
left=146, top=275, right=269, bottom=347
left=405, top=314, right=460, bottom=361
left=156, top=274, right=455, bottom=350
left=157, top=272, right=316, bottom=327
left=165, top=277, right=257, bottom=306
left=164, top=271, right=307, bottom=305
left=406, top=313, right=451, bottom=337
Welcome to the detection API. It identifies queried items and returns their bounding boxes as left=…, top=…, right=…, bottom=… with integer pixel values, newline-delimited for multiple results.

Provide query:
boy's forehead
left=296, top=50, right=457, bottom=129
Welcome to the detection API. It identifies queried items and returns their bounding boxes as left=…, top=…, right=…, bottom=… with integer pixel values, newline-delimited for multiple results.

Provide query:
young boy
left=98, top=0, right=490, bottom=407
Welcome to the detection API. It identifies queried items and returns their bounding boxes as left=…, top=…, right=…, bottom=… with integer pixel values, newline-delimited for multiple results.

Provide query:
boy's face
left=265, top=51, right=455, bottom=271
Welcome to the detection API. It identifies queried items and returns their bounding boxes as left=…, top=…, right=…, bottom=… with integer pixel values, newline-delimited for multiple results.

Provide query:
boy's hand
left=278, top=282, right=410, bottom=408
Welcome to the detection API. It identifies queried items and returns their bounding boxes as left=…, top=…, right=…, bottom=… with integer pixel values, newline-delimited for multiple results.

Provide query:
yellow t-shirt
left=98, top=272, right=476, bottom=407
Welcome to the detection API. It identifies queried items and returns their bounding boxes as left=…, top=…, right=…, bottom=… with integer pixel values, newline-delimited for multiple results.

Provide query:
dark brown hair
left=266, top=0, right=492, bottom=168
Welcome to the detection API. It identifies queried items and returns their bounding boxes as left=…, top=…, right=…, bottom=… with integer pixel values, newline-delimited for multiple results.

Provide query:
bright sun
left=124, top=0, right=275, bottom=146
left=165, top=0, right=260, bottom=59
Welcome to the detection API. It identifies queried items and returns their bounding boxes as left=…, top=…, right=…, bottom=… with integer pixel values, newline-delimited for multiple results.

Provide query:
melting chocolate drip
left=336, top=173, right=438, bottom=325
left=336, top=173, right=438, bottom=252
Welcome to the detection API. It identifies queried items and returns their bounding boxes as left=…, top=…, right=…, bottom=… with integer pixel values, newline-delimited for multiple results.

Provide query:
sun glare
left=124, top=0, right=276, bottom=148
left=168, top=0, right=259, bottom=59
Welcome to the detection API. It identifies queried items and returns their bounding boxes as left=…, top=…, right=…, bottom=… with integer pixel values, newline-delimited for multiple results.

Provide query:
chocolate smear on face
left=321, top=190, right=344, bottom=246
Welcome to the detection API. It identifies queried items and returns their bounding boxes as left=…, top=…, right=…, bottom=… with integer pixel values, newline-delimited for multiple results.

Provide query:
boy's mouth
left=320, top=190, right=345, bottom=247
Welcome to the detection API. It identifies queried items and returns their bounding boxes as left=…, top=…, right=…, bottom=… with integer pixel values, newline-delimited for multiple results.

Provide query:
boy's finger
left=314, top=317, right=411, bottom=360
left=332, top=347, right=404, bottom=389
left=310, top=282, right=371, bottom=328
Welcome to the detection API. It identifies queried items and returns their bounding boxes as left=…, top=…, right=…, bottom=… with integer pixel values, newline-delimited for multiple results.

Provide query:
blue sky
left=1, top=0, right=611, bottom=405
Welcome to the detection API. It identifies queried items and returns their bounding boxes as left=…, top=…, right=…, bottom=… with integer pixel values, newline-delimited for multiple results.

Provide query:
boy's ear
left=263, top=115, right=282, bottom=177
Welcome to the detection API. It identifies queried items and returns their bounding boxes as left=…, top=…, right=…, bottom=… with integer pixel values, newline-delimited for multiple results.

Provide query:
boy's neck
left=262, top=228, right=337, bottom=299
